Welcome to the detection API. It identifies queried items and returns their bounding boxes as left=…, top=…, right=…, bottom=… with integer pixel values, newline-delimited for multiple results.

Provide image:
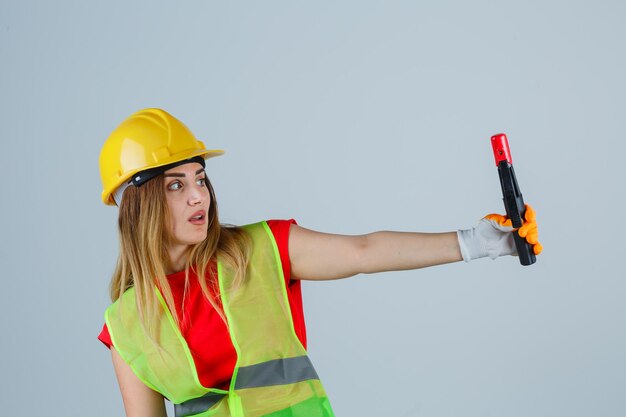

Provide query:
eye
left=196, top=177, right=207, bottom=186
left=167, top=180, right=183, bottom=191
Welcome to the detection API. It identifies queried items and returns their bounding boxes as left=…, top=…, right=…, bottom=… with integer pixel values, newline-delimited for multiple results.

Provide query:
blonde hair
left=109, top=174, right=250, bottom=336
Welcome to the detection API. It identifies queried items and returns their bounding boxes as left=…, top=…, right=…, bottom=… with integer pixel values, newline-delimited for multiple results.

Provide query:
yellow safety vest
left=105, top=222, right=335, bottom=417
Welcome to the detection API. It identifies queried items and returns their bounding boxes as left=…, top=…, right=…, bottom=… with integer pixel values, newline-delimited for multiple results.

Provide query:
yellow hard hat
left=99, top=108, right=223, bottom=205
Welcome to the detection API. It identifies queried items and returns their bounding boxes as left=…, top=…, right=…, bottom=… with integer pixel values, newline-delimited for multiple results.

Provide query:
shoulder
left=266, top=219, right=297, bottom=240
left=241, top=219, right=297, bottom=282
left=103, top=286, right=138, bottom=331
left=105, top=287, right=136, bottom=311
left=238, top=219, right=297, bottom=242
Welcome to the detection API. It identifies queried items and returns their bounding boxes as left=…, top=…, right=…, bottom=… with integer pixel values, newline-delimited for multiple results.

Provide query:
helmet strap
left=113, top=156, right=206, bottom=207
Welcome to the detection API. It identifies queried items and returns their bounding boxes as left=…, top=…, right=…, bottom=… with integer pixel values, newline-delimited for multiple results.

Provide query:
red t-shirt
left=98, top=219, right=306, bottom=390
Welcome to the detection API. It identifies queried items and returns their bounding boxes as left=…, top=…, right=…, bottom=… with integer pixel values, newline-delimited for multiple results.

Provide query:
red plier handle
left=491, top=133, right=513, bottom=165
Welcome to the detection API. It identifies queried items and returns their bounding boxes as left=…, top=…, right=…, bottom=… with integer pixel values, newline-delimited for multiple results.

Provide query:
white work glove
left=456, top=205, right=542, bottom=262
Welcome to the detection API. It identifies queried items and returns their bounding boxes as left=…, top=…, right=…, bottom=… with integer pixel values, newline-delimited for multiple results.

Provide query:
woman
left=98, top=108, right=541, bottom=417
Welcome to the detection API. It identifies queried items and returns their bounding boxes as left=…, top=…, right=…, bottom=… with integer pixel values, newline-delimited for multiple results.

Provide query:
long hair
left=109, top=174, right=250, bottom=337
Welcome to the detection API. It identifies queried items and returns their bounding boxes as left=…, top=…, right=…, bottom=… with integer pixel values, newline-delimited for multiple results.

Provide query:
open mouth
left=189, top=211, right=206, bottom=224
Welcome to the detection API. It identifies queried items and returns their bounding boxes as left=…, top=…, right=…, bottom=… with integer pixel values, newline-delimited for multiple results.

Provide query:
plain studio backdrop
left=1, top=1, right=624, bottom=416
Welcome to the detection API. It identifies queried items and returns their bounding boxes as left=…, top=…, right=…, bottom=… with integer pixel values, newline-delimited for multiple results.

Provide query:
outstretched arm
left=289, top=225, right=463, bottom=281
left=288, top=206, right=542, bottom=281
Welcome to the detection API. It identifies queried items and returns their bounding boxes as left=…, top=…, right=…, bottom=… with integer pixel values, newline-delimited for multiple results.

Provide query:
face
left=163, top=162, right=211, bottom=253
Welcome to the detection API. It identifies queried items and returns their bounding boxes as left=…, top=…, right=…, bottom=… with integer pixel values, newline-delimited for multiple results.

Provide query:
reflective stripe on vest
left=176, top=356, right=319, bottom=417
left=176, top=392, right=226, bottom=417
left=235, top=355, right=319, bottom=390
left=105, top=221, right=335, bottom=417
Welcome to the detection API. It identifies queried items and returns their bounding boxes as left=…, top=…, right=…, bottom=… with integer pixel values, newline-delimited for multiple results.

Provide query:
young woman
left=98, top=108, right=541, bottom=417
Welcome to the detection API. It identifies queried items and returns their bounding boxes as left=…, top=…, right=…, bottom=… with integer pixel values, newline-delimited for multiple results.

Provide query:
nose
left=188, top=186, right=205, bottom=206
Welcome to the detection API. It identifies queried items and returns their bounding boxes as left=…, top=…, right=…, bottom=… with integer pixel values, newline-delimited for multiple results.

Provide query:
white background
left=1, top=1, right=625, bottom=416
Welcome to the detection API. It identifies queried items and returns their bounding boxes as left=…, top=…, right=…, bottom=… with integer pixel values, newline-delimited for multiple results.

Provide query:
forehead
left=163, top=162, right=205, bottom=176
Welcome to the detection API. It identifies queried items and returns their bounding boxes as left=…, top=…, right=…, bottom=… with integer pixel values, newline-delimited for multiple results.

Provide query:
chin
left=189, top=232, right=208, bottom=245
left=171, top=228, right=208, bottom=247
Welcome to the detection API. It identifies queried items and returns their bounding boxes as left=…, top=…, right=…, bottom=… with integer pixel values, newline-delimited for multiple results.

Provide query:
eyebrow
left=164, top=168, right=205, bottom=178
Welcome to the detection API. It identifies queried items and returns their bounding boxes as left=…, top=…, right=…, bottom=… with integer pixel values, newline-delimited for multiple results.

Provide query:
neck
left=167, top=244, right=189, bottom=274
